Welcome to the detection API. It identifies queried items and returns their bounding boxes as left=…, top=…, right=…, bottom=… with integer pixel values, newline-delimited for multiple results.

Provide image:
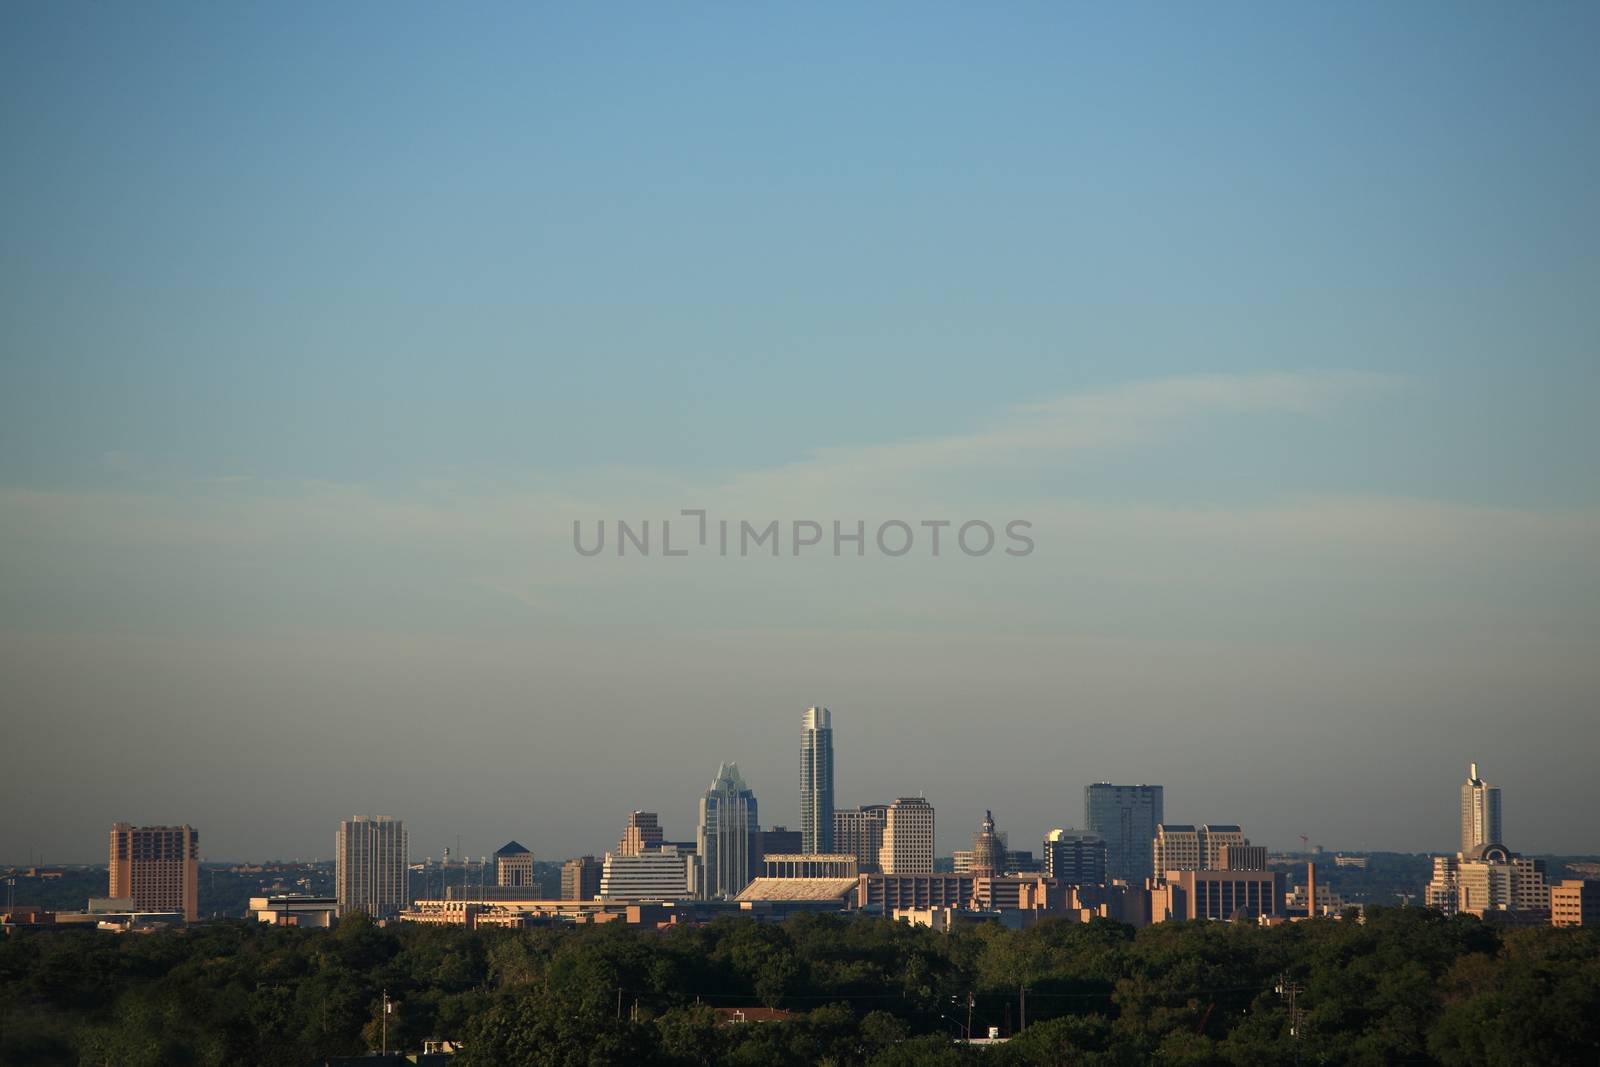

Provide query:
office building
left=834, top=804, right=887, bottom=874
left=1153, top=825, right=1249, bottom=875
left=800, top=706, right=835, bottom=854
left=1219, top=844, right=1268, bottom=871
left=1152, top=869, right=1286, bottom=922
left=1460, top=762, right=1503, bottom=855
left=879, top=796, right=935, bottom=875
left=1043, top=829, right=1106, bottom=885
left=335, top=816, right=408, bottom=918
left=599, top=845, right=694, bottom=900
left=108, top=823, right=199, bottom=922
left=494, top=841, right=535, bottom=889
left=1085, top=784, right=1164, bottom=884
left=697, top=763, right=760, bottom=898
left=1551, top=880, right=1600, bottom=927
left=617, top=811, right=665, bottom=857
left=1426, top=844, right=1548, bottom=918
left=561, top=855, right=603, bottom=901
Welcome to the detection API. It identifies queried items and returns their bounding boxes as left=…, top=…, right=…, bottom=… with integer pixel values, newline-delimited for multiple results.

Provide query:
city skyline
left=6, top=744, right=1589, bottom=866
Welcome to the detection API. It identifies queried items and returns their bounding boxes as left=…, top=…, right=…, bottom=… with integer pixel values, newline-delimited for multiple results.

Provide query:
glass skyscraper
left=1084, top=783, right=1163, bottom=884
left=800, top=706, right=834, bottom=854
left=697, top=762, right=759, bottom=898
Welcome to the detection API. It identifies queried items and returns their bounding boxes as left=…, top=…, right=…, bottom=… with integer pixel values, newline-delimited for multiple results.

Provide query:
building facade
left=1043, top=829, right=1107, bottom=885
left=1426, top=845, right=1548, bottom=917
left=800, top=706, right=835, bottom=854
left=697, top=763, right=760, bottom=899
left=1460, top=762, right=1503, bottom=855
left=1153, top=869, right=1285, bottom=922
left=1551, top=880, right=1600, bottom=927
left=561, top=855, right=604, bottom=901
left=878, top=796, right=935, bottom=875
left=335, top=816, right=408, bottom=918
left=108, top=823, right=199, bottom=922
left=834, top=804, right=887, bottom=874
left=599, top=845, right=694, bottom=900
left=1153, top=824, right=1249, bottom=875
left=1085, top=783, right=1164, bottom=884
left=494, top=841, right=535, bottom=888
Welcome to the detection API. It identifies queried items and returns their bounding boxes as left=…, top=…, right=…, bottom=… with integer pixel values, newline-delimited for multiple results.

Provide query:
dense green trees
left=0, top=908, right=1594, bottom=1066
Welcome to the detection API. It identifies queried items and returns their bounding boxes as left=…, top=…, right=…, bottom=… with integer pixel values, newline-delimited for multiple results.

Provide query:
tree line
left=1, top=907, right=1595, bottom=1065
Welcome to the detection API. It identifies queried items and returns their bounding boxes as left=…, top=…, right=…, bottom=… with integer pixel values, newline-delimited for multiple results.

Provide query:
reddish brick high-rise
left=109, top=823, right=199, bottom=922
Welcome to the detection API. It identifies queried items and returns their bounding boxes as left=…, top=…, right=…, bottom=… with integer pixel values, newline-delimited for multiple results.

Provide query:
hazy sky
left=3, top=3, right=1597, bottom=864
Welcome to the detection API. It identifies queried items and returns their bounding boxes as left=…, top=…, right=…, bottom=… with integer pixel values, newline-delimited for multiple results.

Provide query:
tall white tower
left=1460, top=762, right=1502, bottom=855
left=800, top=706, right=835, bottom=854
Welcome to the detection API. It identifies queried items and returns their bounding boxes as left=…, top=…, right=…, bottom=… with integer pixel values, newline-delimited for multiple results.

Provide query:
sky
left=2, top=2, right=1597, bottom=864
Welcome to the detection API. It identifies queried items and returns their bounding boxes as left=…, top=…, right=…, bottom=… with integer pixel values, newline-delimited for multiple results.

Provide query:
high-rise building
left=1460, top=762, right=1502, bottom=855
left=878, top=796, right=935, bottom=875
left=335, top=816, right=408, bottom=918
left=617, top=811, right=665, bottom=857
left=1153, top=824, right=1249, bottom=875
left=697, top=763, right=760, bottom=898
left=801, top=706, right=835, bottom=854
left=108, top=823, right=199, bottom=922
left=1085, top=783, right=1163, bottom=884
left=834, top=804, right=888, bottom=874
left=494, top=841, right=535, bottom=888
left=1043, top=829, right=1106, bottom=885
left=599, top=845, right=694, bottom=900
left=561, top=855, right=603, bottom=901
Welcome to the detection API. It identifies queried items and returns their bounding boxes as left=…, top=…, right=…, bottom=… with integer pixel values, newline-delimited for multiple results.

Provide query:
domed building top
left=971, top=809, right=1005, bottom=877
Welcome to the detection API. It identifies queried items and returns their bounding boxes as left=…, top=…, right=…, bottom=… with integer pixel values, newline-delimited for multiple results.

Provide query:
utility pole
left=1275, top=973, right=1306, bottom=1064
left=381, top=988, right=389, bottom=1055
left=966, top=991, right=974, bottom=1041
left=1019, top=983, right=1026, bottom=1032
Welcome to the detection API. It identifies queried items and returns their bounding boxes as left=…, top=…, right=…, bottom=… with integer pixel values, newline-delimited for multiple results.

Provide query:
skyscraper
left=1460, top=762, right=1502, bottom=855
left=834, top=804, right=888, bottom=874
left=617, top=811, right=665, bottom=856
left=108, top=823, right=199, bottom=922
left=696, top=763, right=759, bottom=898
left=800, top=706, right=835, bottom=854
left=1085, top=783, right=1164, bottom=884
left=335, top=816, right=408, bottom=918
left=878, top=796, right=935, bottom=875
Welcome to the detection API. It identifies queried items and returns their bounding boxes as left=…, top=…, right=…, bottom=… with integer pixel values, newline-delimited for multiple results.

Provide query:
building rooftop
left=735, top=877, right=858, bottom=902
left=494, top=841, right=531, bottom=856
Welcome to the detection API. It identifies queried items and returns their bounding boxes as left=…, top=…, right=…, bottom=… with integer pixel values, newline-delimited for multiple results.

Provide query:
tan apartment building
left=1550, top=880, right=1600, bottom=927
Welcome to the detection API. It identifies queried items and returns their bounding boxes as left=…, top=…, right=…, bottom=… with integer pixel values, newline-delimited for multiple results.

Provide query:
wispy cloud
left=719, top=372, right=1398, bottom=497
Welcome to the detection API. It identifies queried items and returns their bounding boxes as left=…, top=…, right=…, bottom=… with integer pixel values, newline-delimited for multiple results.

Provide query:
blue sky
left=2, top=3, right=1597, bottom=862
